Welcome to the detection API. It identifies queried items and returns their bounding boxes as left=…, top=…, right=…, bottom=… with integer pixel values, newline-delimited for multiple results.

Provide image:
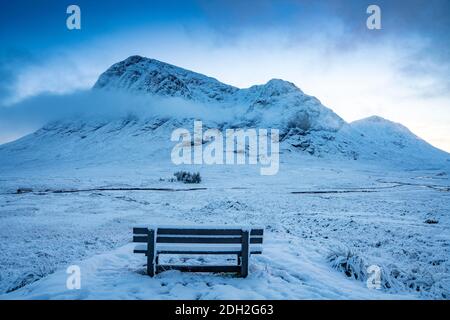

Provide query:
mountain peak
left=122, top=55, right=147, bottom=65
left=245, top=78, right=303, bottom=97
left=93, top=55, right=237, bottom=102
left=352, top=116, right=410, bottom=132
left=120, top=55, right=181, bottom=70
left=360, top=115, right=392, bottom=123
left=351, top=115, right=421, bottom=145
left=265, top=78, right=300, bottom=91
left=94, top=56, right=310, bottom=104
left=2, top=56, right=449, bottom=170
left=93, top=56, right=344, bottom=133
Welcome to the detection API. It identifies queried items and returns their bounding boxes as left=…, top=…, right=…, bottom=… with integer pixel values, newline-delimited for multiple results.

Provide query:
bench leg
left=147, top=229, right=155, bottom=277
left=240, top=230, right=249, bottom=278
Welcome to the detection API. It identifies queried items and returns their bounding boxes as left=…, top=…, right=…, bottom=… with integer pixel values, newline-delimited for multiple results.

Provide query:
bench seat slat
left=133, top=227, right=263, bottom=236
left=158, top=250, right=242, bottom=254
left=134, top=244, right=263, bottom=254
left=156, top=265, right=241, bottom=273
left=134, top=250, right=263, bottom=255
left=157, top=236, right=241, bottom=244
left=133, top=236, right=150, bottom=243
left=155, top=236, right=263, bottom=244
left=160, top=228, right=242, bottom=235
left=134, top=235, right=263, bottom=243
left=158, top=228, right=263, bottom=236
left=133, top=227, right=150, bottom=235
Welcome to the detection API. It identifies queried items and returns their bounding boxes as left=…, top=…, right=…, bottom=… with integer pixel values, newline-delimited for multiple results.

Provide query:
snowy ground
left=0, top=157, right=449, bottom=299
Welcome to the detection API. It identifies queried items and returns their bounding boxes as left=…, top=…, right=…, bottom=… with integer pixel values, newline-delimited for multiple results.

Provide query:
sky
left=0, top=0, right=449, bottom=151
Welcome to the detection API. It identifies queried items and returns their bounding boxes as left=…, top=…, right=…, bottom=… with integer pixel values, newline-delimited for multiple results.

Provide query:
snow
left=93, top=55, right=238, bottom=103
left=350, top=116, right=449, bottom=165
left=0, top=160, right=448, bottom=299
left=0, top=242, right=414, bottom=300
left=0, top=55, right=449, bottom=300
left=1, top=56, right=449, bottom=171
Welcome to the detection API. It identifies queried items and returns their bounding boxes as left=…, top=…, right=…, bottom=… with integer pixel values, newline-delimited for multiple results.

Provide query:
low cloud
left=0, top=89, right=237, bottom=144
left=1, top=0, right=449, bottom=150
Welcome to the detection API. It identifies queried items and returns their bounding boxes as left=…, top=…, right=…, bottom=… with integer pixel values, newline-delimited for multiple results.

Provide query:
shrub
left=327, top=246, right=367, bottom=281
left=174, top=171, right=201, bottom=184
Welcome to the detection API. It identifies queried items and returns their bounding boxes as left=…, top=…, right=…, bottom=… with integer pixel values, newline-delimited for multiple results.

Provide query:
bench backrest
left=133, top=227, right=263, bottom=244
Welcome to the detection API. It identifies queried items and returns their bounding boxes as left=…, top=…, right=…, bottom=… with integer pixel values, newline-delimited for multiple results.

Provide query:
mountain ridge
left=0, top=55, right=449, bottom=170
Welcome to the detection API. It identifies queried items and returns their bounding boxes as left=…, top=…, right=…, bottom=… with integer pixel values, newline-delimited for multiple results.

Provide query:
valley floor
left=0, top=158, right=449, bottom=299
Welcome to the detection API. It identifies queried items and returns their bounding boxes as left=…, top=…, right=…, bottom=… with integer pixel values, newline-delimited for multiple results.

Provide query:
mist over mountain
left=0, top=55, right=449, bottom=170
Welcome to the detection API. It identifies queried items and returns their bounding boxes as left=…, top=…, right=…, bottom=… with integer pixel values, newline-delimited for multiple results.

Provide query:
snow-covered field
left=0, top=158, right=449, bottom=299
left=0, top=56, right=449, bottom=300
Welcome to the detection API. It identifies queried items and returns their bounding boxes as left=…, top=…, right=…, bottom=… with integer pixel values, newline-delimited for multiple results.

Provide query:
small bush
left=174, top=171, right=201, bottom=184
left=327, top=247, right=367, bottom=281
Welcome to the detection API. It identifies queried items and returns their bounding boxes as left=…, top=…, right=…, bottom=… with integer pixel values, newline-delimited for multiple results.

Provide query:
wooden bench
left=133, top=226, right=264, bottom=278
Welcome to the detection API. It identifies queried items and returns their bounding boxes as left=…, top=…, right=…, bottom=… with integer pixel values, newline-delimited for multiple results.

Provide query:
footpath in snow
left=1, top=237, right=413, bottom=300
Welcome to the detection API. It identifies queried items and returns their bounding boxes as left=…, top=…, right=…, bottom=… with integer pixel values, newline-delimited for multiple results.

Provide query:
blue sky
left=0, top=0, right=449, bottom=151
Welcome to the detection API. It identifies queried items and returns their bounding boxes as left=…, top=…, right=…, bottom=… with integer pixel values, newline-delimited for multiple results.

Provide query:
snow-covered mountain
left=350, top=116, right=449, bottom=166
left=0, top=55, right=449, bottom=169
left=93, top=56, right=345, bottom=133
left=93, top=55, right=238, bottom=103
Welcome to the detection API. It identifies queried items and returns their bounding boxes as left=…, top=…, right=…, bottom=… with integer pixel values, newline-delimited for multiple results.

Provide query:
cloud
left=0, top=51, right=108, bottom=106
left=0, top=89, right=238, bottom=144
left=0, top=49, right=38, bottom=104
left=0, top=0, right=449, bottom=150
left=3, top=0, right=449, bottom=104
